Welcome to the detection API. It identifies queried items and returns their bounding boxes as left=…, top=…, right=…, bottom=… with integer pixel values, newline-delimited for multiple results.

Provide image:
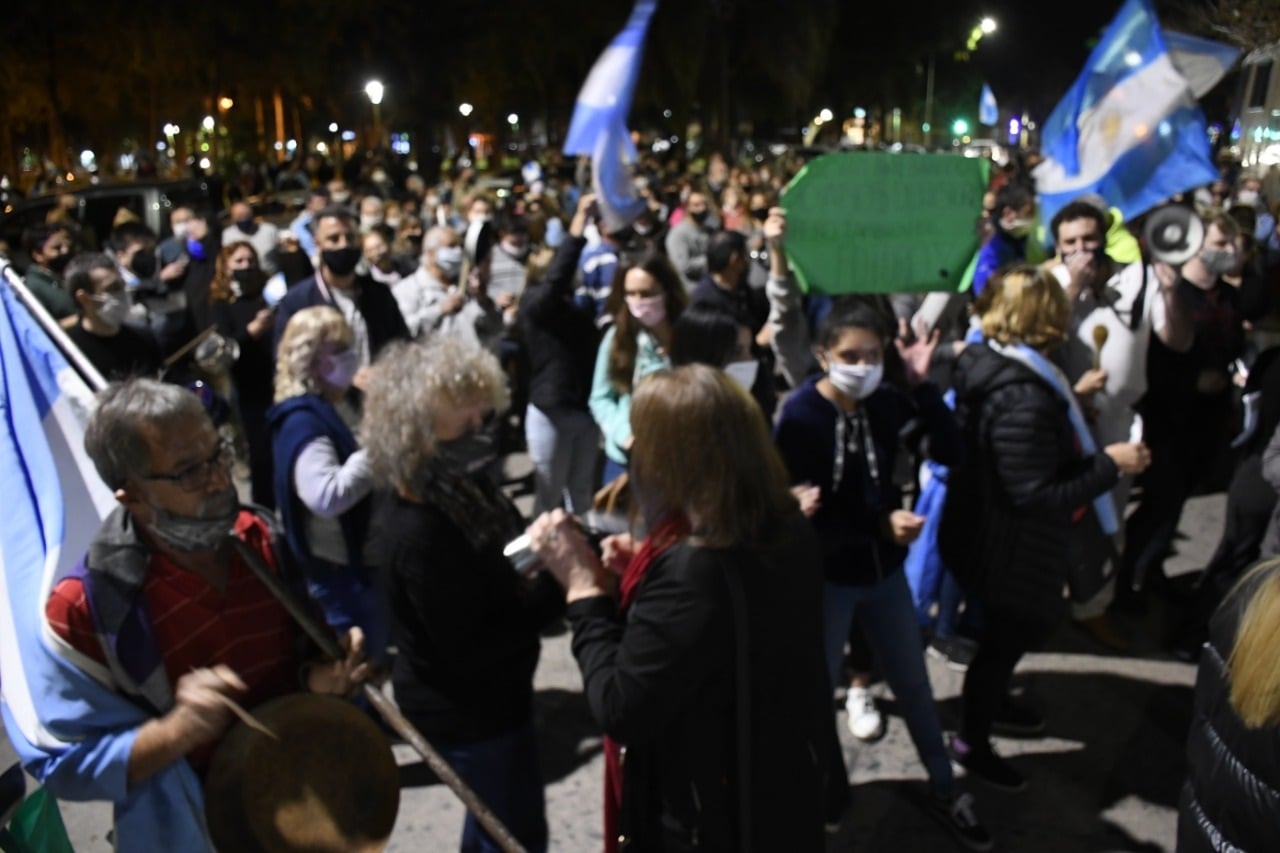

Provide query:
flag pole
left=0, top=262, right=106, bottom=393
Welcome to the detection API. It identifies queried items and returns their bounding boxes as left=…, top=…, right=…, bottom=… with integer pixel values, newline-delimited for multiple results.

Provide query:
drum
left=204, top=694, right=400, bottom=852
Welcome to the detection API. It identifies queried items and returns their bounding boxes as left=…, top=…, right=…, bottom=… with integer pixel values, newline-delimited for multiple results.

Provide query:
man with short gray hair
left=25, top=378, right=369, bottom=850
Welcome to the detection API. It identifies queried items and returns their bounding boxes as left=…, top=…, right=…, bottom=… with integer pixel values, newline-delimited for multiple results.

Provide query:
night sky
left=0, top=0, right=1234, bottom=168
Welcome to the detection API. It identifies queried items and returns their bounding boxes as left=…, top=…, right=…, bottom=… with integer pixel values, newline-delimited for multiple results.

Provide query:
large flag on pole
left=563, top=0, right=657, bottom=233
left=0, top=278, right=114, bottom=750
left=0, top=278, right=212, bottom=848
left=1032, top=0, right=1239, bottom=226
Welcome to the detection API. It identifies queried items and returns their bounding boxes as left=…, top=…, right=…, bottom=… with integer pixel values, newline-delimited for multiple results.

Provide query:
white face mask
left=359, top=214, right=383, bottom=232
left=172, top=221, right=190, bottom=241
left=724, top=359, right=759, bottom=392
left=1236, top=189, right=1260, bottom=207
left=434, top=245, right=464, bottom=279
left=827, top=361, right=883, bottom=400
left=92, top=292, right=131, bottom=326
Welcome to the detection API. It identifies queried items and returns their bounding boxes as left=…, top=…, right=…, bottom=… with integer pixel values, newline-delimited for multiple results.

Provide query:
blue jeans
left=434, top=722, right=548, bottom=853
left=601, top=456, right=628, bottom=489
left=525, top=403, right=600, bottom=516
left=823, top=571, right=954, bottom=796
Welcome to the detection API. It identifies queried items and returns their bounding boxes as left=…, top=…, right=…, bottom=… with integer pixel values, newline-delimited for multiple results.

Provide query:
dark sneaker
left=928, top=791, right=994, bottom=851
left=928, top=635, right=978, bottom=671
left=948, top=736, right=1027, bottom=793
left=991, top=698, right=1045, bottom=737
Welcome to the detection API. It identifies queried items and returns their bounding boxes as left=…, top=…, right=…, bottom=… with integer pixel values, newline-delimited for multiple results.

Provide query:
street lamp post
left=365, top=80, right=385, bottom=149
left=924, top=16, right=997, bottom=147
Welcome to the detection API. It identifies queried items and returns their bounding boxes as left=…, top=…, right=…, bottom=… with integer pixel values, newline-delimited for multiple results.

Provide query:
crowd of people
left=7, top=145, right=1280, bottom=851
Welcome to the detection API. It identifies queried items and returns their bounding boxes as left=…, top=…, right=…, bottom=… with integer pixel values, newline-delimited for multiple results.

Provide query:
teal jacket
left=589, top=325, right=670, bottom=465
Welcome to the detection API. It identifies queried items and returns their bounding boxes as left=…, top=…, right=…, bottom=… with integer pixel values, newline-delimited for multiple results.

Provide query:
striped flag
left=979, top=83, right=998, bottom=126
left=563, top=0, right=657, bottom=233
left=1032, top=0, right=1238, bottom=225
left=0, top=278, right=210, bottom=849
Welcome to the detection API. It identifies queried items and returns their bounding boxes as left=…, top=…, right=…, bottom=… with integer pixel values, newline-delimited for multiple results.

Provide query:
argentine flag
left=1032, top=0, right=1238, bottom=226
left=563, top=0, right=657, bottom=233
left=979, top=83, right=998, bottom=127
left=0, top=277, right=211, bottom=849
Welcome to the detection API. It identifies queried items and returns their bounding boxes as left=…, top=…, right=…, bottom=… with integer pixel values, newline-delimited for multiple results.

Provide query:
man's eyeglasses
left=144, top=441, right=233, bottom=492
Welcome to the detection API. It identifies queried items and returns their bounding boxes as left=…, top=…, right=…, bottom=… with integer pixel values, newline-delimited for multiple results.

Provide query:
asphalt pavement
left=1, top=452, right=1224, bottom=852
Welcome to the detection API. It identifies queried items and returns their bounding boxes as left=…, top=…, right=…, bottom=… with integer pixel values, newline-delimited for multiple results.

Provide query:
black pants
left=960, top=606, right=1056, bottom=748
left=1121, top=408, right=1230, bottom=595
left=1201, top=452, right=1276, bottom=595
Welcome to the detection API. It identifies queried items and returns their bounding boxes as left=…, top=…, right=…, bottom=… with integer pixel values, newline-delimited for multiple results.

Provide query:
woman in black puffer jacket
left=939, top=265, right=1150, bottom=793
left=1178, top=558, right=1280, bottom=852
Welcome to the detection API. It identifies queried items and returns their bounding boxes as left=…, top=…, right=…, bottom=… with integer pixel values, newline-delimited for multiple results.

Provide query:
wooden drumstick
left=1092, top=324, right=1109, bottom=371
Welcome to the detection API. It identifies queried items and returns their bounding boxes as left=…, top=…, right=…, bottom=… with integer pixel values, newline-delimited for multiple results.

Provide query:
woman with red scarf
left=528, top=364, right=840, bottom=852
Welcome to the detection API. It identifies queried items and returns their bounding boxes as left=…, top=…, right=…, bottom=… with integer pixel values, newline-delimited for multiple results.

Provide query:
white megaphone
left=1142, top=204, right=1205, bottom=266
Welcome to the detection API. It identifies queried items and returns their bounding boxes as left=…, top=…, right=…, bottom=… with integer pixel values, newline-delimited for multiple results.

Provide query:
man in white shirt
left=1047, top=198, right=1193, bottom=636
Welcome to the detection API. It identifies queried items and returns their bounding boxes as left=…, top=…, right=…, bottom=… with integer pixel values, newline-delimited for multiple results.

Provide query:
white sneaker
left=845, top=685, right=885, bottom=740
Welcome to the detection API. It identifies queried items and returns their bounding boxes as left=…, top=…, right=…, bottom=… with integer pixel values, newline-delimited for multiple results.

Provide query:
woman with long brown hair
left=530, top=365, right=838, bottom=851
left=587, top=251, right=687, bottom=485
left=209, top=240, right=276, bottom=506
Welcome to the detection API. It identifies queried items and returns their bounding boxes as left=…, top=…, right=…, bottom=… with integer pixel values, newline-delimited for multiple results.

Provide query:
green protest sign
left=781, top=152, right=989, bottom=294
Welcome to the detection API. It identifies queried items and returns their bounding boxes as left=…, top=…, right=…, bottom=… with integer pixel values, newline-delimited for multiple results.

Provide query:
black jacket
left=775, top=377, right=963, bottom=586
left=566, top=511, right=837, bottom=852
left=377, top=494, right=564, bottom=744
left=1178, top=563, right=1280, bottom=853
left=271, top=273, right=409, bottom=360
left=938, top=343, right=1118, bottom=620
left=517, top=236, right=600, bottom=414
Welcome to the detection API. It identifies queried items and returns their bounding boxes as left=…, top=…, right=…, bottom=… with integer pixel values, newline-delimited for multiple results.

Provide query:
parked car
left=0, top=179, right=214, bottom=272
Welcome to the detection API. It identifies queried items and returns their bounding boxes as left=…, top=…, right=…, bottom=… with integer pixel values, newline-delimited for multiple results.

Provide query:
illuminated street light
left=218, top=96, right=234, bottom=111
left=507, top=113, right=519, bottom=126
left=365, top=80, right=385, bottom=147
left=980, top=17, right=997, bottom=35
left=952, top=118, right=970, bottom=136
left=459, top=102, right=474, bottom=117
left=819, top=108, right=834, bottom=123
left=329, top=122, right=339, bottom=133
left=202, top=115, right=215, bottom=131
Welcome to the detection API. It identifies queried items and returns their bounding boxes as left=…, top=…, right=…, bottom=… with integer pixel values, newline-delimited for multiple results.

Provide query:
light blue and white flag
left=1164, top=30, right=1241, bottom=98
left=1032, top=0, right=1239, bottom=226
left=563, top=0, right=657, bottom=232
left=979, top=83, right=999, bottom=126
left=0, top=279, right=211, bottom=849
left=0, top=278, right=114, bottom=751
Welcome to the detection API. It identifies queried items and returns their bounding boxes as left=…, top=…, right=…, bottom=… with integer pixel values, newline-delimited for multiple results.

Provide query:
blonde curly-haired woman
left=266, top=305, right=386, bottom=663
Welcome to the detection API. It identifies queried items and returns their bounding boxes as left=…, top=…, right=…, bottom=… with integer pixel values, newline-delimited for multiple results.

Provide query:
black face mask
left=750, top=207, right=770, bottom=223
left=689, top=209, right=710, bottom=225
left=436, top=428, right=497, bottom=475
left=232, top=267, right=266, bottom=295
left=131, top=250, right=158, bottom=279
left=321, top=247, right=362, bottom=276
left=46, top=252, right=73, bottom=274
left=235, top=218, right=258, bottom=236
